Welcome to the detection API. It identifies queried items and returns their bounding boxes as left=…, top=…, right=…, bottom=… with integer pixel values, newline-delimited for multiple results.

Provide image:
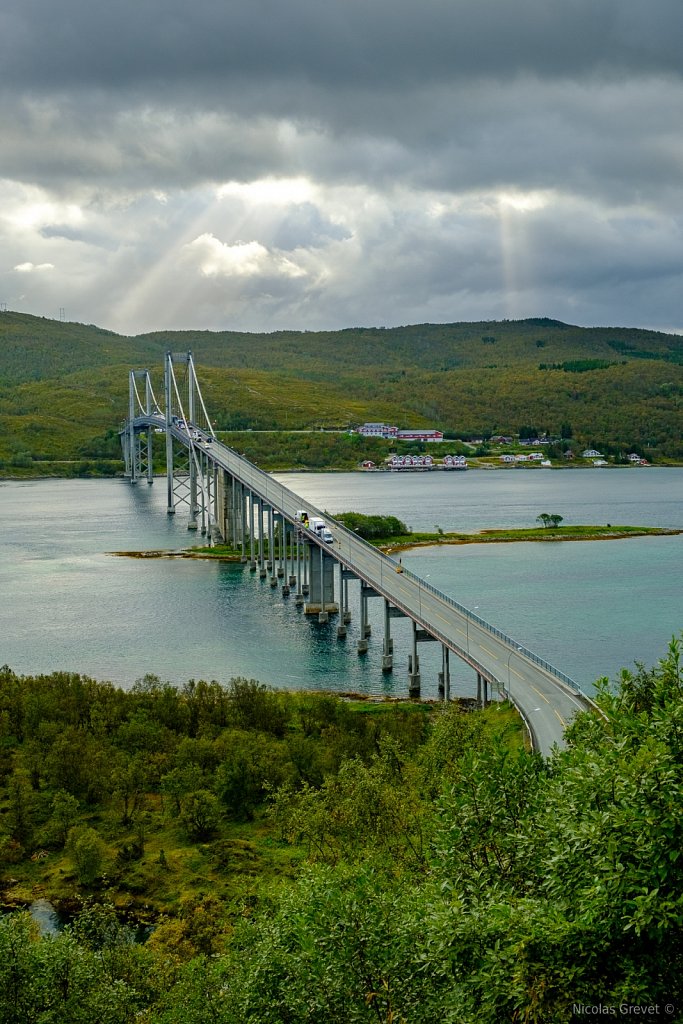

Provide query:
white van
left=321, top=529, right=334, bottom=544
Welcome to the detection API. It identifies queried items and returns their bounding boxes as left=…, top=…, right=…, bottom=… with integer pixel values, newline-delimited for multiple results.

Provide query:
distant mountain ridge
left=1, top=311, right=682, bottom=465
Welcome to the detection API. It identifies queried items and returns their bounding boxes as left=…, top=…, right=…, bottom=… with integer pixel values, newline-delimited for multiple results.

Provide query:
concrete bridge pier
left=267, top=507, right=275, bottom=577
left=187, top=454, right=199, bottom=531
left=208, top=463, right=223, bottom=543
left=358, top=588, right=369, bottom=654
left=408, top=620, right=421, bottom=698
left=438, top=645, right=451, bottom=701
left=382, top=599, right=393, bottom=672
left=276, top=513, right=285, bottom=578
left=295, top=532, right=304, bottom=606
left=336, top=563, right=348, bottom=638
left=340, top=570, right=353, bottom=624
left=360, top=583, right=377, bottom=638
left=281, top=520, right=291, bottom=595
left=286, top=525, right=296, bottom=585
left=304, top=543, right=337, bottom=619
left=239, top=485, right=247, bottom=562
left=288, top=528, right=297, bottom=586
left=198, top=453, right=207, bottom=536
left=257, top=500, right=267, bottom=577
left=217, top=468, right=234, bottom=544
left=358, top=581, right=382, bottom=654
left=301, top=541, right=310, bottom=597
left=210, top=463, right=219, bottom=539
left=248, top=492, right=256, bottom=569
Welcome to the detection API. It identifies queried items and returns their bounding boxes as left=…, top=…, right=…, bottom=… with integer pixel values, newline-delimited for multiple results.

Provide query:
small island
left=379, top=522, right=682, bottom=553
left=111, top=514, right=681, bottom=562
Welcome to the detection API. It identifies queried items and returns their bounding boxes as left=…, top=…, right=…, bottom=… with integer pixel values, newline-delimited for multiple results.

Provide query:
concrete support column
left=212, top=464, right=219, bottom=534
left=301, top=540, right=310, bottom=596
left=316, top=546, right=327, bottom=621
left=357, top=588, right=369, bottom=654
left=217, top=468, right=230, bottom=544
left=337, top=562, right=347, bottom=638
left=267, top=507, right=274, bottom=573
left=258, top=502, right=267, bottom=578
left=146, top=427, right=153, bottom=485
left=408, top=620, right=421, bottom=698
left=305, top=544, right=337, bottom=618
left=438, top=645, right=451, bottom=701
left=249, top=492, right=256, bottom=569
left=204, top=456, right=212, bottom=540
left=239, top=486, right=247, bottom=561
left=288, top=525, right=297, bottom=587
left=295, top=531, right=304, bottom=606
left=382, top=599, right=393, bottom=672
left=188, top=446, right=198, bottom=531
left=281, top=521, right=290, bottom=596
left=343, top=578, right=351, bottom=624
left=232, top=476, right=243, bottom=548
left=199, top=453, right=206, bottom=535
left=277, top=515, right=285, bottom=578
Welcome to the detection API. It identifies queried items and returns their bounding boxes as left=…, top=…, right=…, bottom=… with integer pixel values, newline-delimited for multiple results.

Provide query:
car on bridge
left=321, top=529, right=334, bottom=544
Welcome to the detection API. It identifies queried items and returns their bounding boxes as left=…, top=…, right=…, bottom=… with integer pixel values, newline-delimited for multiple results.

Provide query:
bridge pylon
left=164, top=351, right=215, bottom=531
left=122, top=370, right=157, bottom=483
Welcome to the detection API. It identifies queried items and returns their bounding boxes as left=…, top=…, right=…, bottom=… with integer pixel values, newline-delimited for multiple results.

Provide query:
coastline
left=109, top=525, right=682, bottom=562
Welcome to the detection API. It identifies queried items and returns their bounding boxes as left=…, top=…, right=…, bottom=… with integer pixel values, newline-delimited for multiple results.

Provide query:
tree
left=68, top=827, right=106, bottom=885
left=180, top=789, right=220, bottom=841
left=536, top=513, right=563, bottom=529
left=50, top=789, right=80, bottom=847
left=6, top=769, right=36, bottom=847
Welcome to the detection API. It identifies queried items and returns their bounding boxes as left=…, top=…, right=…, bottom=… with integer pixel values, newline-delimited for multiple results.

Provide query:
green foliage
left=180, top=790, right=221, bottom=840
left=271, top=737, right=426, bottom=869
left=2, top=311, right=683, bottom=468
left=334, top=511, right=410, bottom=540
left=3, top=643, right=683, bottom=1020
left=536, top=512, right=564, bottom=528
left=67, top=826, right=106, bottom=884
left=539, top=358, right=621, bottom=372
left=50, top=790, right=81, bottom=846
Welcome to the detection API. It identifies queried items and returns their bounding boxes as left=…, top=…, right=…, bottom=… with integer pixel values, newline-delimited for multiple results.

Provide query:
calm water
left=1, top=469, right=681, bottom=699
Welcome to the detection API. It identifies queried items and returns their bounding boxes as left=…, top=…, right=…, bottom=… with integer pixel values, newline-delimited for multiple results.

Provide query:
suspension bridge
left=121, top=352, right=600, bottom=756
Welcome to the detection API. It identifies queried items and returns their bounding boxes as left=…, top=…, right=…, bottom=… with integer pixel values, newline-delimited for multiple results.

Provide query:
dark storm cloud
left=2, top=0, right=682, bottom=201
left=2, top=0, right=682, bottom=334
left=3, top=0, right=682, bottom=93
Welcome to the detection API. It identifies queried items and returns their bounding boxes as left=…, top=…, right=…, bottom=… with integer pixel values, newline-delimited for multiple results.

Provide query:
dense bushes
left=2, top=641, right=683, bottom=1020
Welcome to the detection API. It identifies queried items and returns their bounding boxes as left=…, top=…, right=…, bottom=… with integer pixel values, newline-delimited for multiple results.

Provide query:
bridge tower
left=122, top=369, right=157, bottom=483
left=163, top=351, right=215, bottom=532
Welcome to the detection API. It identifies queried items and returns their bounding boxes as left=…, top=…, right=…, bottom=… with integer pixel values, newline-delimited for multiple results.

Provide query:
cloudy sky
left=2, top=0, right=682, bottom=336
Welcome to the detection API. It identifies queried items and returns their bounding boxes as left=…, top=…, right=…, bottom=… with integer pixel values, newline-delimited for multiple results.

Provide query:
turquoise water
left=1, top=470, right=681, bottom=697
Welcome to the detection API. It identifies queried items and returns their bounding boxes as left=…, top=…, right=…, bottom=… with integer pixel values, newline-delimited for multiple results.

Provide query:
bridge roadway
left=135, top=414, right=598, bottom=756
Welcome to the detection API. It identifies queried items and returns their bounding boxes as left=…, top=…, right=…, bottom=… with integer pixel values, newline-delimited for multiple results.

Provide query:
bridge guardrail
left=256, top=468, right=594, bottom=702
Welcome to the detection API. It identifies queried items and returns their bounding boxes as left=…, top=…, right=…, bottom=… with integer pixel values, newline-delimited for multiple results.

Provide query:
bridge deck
left=131, top=414, right=599, bottom=756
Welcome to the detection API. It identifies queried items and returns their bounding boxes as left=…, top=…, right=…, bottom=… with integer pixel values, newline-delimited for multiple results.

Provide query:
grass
left=378, top=524, right=681, bottom=552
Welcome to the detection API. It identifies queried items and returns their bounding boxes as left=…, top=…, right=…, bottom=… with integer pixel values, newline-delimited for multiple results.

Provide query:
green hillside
left=1, top=311, right=682, bottom=470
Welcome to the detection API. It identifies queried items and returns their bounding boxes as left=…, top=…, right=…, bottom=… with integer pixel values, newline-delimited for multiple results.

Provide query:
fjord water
left=1, top=469, right=681, bottom=698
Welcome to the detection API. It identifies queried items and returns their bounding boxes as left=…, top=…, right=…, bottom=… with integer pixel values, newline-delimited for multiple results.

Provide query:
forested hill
left=1, top=311, right=682, bottom=466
